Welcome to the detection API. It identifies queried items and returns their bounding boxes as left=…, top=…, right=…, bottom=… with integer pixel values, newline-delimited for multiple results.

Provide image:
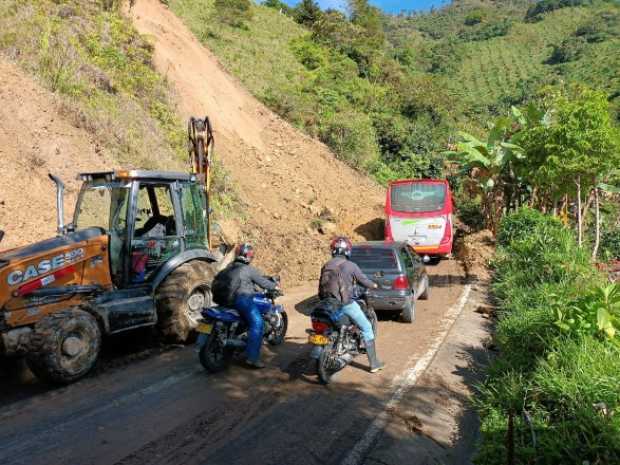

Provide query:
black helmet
left=236, top=242, right=255, bottom=264
left=330, top=236, right=352, bottom=259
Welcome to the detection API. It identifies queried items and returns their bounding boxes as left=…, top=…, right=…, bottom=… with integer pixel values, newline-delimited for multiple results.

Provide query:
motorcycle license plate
left=309, top=334, right=329, bottom=345
left=196, top=323, right=213, bottom=334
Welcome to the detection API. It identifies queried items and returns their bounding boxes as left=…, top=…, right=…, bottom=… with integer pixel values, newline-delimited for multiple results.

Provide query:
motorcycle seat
left=202, top=306, right=242, bottom=322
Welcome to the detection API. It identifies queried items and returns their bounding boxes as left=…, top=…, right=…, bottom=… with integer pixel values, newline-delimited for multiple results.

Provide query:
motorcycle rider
left=318, top=236, right=385, bottom=373
left=212, top=243, right=278, bottom=369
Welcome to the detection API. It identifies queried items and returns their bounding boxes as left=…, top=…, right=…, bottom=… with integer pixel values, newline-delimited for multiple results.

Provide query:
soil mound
left=0, top=59, right=116, bottom=250
left=129, top=0, right=384, bottom=285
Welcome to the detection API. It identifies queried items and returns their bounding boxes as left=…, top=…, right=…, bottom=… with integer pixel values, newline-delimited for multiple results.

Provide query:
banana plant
left=445, top=115, right=526, bottom=230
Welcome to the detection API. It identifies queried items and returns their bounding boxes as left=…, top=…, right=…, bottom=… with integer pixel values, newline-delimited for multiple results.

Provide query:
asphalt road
left=0, top=260, right=466, bottom=465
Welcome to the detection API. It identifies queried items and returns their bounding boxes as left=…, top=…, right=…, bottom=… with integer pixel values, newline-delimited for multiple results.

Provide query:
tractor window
left=130, top=184, right=181, bottom=283
left=181, top=183, right=207, bottom=248
left=75, top=183, right=130, bottom=232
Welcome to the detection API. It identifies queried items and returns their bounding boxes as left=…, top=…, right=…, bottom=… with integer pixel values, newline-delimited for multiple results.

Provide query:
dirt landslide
left=0, top=59, right=117, bottom=250
left=128, top=0, right=384, bottom=286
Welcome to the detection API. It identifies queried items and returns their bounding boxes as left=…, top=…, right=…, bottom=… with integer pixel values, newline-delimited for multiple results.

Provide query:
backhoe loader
left=0, top=116, right=225, bottom=384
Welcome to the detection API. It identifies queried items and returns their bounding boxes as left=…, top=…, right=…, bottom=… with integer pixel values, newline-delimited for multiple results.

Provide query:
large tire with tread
left=26, top=308, right=101, bottom=384
left=155, top=260, right=216, bottom=343
left=401, top=296, right=416, bottom=324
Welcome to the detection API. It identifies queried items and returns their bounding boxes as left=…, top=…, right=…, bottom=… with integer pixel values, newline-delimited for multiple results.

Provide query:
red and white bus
left=384, top=179, right=454, bottom=258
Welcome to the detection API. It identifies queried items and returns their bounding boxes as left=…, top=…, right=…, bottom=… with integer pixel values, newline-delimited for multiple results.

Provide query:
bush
left=318, top=110, right=380, bottom=168
left=464, top=10, right=485, bottom=26
left=547, top=36, right=587, bottom=64
left=476, top=208, right=619, bottom=464
left=601, top=225, right=620, bottom=260
left=214, top=0, right=252, bottom=28
left=457, top=198, right=485, bottom=231
left=459, top=18, right=513, bottom=42
left=525, top=0, right=592, bottom=22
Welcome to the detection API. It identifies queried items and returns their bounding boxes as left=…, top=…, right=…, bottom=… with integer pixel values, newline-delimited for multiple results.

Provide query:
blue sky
left=281, top=0, right=450, bottom=14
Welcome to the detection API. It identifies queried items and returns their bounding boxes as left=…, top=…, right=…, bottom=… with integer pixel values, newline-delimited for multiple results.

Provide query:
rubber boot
left=245, top=358, right=266, bottom=369
left=304, top=357, right=319, bottom=375
left=366, top=340, right=385, bottom=373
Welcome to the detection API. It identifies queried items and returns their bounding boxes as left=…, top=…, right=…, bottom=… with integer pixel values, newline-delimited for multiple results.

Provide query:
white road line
left=341, top=284, right=473, bottom=465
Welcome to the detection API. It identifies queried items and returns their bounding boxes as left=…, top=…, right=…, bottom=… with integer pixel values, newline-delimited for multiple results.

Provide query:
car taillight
left=393, top=275, right=409, bottom=290
left=312, top=320, right=329, bottom=334
left=384, top=218, right=393, bottom=241
left=440, top=215, right=452, bottom=245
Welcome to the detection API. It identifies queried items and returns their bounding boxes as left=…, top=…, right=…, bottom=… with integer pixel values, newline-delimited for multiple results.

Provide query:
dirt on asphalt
left=0, top=260, right=476, bottom=465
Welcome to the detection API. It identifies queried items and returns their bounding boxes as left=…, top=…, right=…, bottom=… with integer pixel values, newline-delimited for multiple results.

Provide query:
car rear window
left=350, top=247, right=399, bottom=271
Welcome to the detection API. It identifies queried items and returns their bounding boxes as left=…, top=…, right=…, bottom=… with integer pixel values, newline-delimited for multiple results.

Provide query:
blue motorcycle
left=196, top=282, right=288, bottom=373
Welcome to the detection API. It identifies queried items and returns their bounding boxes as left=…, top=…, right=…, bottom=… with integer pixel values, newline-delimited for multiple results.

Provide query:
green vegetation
left=476, top=208, right=620, bottom=464
left=214, top=0, right=252, bottom=28
left=169, top=0, right=619, bottom=190
left=448, top=85, right=620, bottom=254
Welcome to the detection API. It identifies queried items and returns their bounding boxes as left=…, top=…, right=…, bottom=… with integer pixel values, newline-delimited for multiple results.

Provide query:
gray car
left=350, top=241, right=430, bottom=323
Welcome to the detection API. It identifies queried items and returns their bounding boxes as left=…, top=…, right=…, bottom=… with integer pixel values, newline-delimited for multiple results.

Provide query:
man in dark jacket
left=212, top=243, right=278, bottom=368
left=318, top=236, right=385, bottom=373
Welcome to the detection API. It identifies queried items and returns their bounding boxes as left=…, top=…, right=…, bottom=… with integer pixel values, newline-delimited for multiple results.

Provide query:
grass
left=169, top=0, right=308, bottom=113
left=475, top=209, right=620, bottom=464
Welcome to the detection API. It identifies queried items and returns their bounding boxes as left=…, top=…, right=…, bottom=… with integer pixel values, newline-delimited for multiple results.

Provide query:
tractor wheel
left=155, top=260, right=216, bottom=343
left=26, top=308, right=101, bottom=384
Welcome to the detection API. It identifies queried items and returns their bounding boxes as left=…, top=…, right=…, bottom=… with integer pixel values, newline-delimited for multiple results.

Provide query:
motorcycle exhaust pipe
left=48, top=173, right=66, bottom=236
left=224, top=339, right=247, bottom=349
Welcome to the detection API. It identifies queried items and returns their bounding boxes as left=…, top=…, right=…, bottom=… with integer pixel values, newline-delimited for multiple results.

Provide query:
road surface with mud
left=0, top=260, right=471, bottom=465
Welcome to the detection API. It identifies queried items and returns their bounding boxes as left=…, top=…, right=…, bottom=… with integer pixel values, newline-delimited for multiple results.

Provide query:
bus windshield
left=390, top=182, right=446, bottom=213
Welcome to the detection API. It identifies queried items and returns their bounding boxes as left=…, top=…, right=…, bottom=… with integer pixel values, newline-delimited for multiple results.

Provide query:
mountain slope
left=0, top=59, right=116, bottom=249
left=129, top=0, right=384, bottom=285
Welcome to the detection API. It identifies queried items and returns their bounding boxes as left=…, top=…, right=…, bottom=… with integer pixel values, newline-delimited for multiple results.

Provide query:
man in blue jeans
left=212, top=243, right=278, bottom=369
left=318, top=236, right=385, bottom=373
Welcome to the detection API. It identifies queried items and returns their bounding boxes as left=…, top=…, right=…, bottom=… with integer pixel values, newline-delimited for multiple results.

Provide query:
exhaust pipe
left=48, top=173, right=66, bottom=236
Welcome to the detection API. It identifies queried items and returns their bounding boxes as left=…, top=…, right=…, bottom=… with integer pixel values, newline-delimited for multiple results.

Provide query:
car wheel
left=419, top=275, right=430, bottom=300
left=401, top=296, right=415, bottom=323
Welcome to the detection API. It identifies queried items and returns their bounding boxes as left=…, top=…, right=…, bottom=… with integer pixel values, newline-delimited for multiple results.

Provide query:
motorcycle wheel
left=199, top=330, right=233, bottom=373
left=318, top=340, right=342, bottom=385
left=267, top=311, right=288, bottom=346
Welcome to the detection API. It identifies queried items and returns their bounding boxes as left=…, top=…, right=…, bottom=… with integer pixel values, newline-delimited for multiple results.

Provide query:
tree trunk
left=576, top=176, right=583, bottom=247
left=592, top=187, right=600, bottom=260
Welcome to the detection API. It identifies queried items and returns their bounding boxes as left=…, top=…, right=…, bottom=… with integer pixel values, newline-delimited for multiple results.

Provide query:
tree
left=518, top=86, right=620, bottom=251
left=262, top=0, right=293, bottom=16
left=294, top=0, right=322, bottom=28
left=214, top=0, right=253, bottom=28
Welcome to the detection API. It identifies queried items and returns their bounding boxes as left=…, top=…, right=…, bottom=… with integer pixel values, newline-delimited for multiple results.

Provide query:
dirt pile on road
left=128, top=0, right=384, bottom=285
left=0, top=59, right=117, bottom=250
left=455, top=229, right=495, bottom=281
